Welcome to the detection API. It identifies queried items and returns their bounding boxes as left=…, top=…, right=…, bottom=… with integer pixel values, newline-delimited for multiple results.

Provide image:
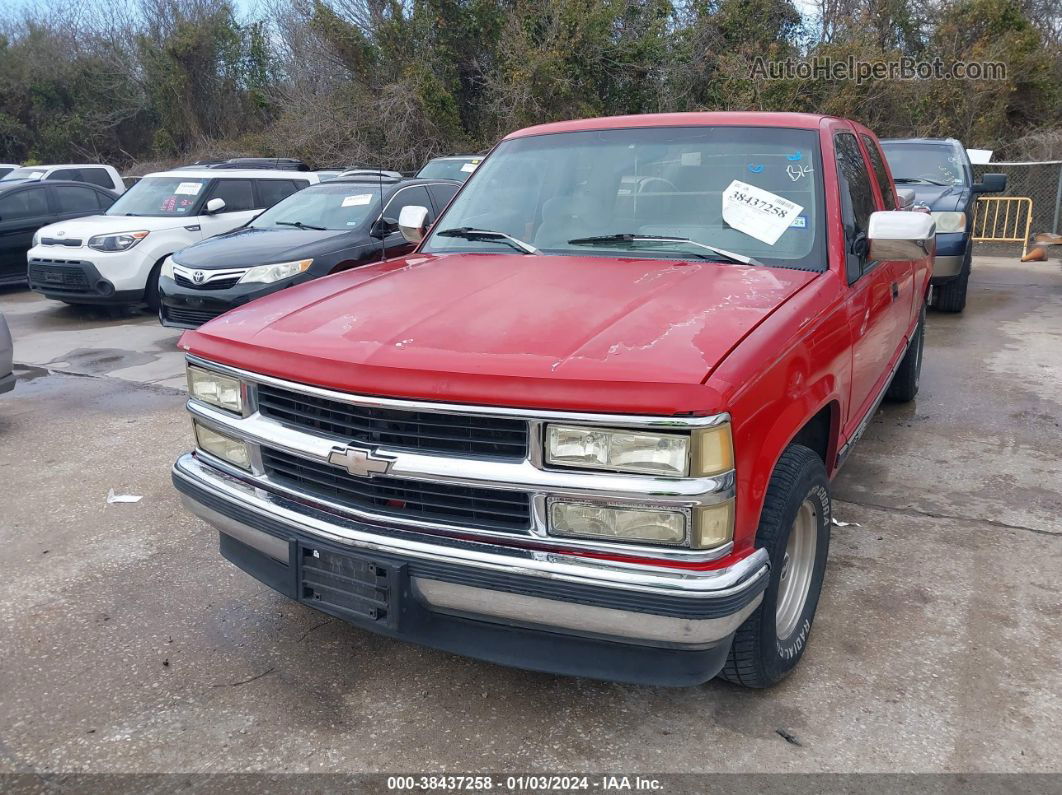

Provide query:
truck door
left=835, top=131, right=900, bottom=432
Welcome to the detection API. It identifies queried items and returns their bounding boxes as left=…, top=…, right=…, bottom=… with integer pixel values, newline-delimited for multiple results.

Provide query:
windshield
left=251, top=183, right=382, bottom=230
left=416, top=158, right=480, bottom=181
left=881, top=142, right=969, bottom=186
left=107, top=177, right=209, bottom=216
left=1, top=167, right=46, bottom=182
left=421, top=127, right=826, bottom=269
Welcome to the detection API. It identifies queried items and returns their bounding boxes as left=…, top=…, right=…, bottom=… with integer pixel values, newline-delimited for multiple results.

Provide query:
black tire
left=885, top=303, right=925, bottom=403
left=933, top=271, right=968, bottom=313
left=144, top=257, right=166, bottom=312
left=720, top=444, right=831, bottom=688
left=932, top=248, right=971, bottom=313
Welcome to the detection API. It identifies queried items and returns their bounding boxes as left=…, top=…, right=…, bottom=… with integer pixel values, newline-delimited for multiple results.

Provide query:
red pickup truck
left=172, top=112, right=934, bottom=687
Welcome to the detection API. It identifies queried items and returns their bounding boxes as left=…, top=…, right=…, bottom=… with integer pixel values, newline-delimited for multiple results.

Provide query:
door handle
left=891, top=282, right=899, bottom=300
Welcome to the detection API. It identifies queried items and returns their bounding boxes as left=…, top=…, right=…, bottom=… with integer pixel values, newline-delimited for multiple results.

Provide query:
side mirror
left=972, top=173, right=1007, bottom=194
left=867, top=210, right=936, bottom=262
left=204, top=197, right=226, bottom=214
left=370, top=216, right=398, bottom=239
left=895, top=188, right=916, bottom=210
left=398, top=205, right=430, bottom=244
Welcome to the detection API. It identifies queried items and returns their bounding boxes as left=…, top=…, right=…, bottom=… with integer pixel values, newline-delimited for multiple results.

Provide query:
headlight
left=545, top=423, right=732, bottom=477
left=160, top=257, right=175, bottom=280
left=547, top=499, right=734, bottom=549
left=88, top=230, right=149, bottom=252
left=930, top=211, right=966, bottom=233
left=238, top=258, right=313, bottom=284
left=193, top=421, right=251, bottom=470
left=32, top=230, right=42, bottom=247
left=187, top=365, right=243, bottom=413
left=549, top=500, right=688, bottom=546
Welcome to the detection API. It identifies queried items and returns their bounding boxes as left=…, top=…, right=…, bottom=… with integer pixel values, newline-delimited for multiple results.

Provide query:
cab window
left=383, top=186, right=433, bottom=223
left=861, top=135, right=896, bottom=210
left=834, top=132, right=879, bottom=282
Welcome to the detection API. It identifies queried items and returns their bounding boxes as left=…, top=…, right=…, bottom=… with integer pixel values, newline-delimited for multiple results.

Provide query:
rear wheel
left=720, top=444, right=831, bottom=688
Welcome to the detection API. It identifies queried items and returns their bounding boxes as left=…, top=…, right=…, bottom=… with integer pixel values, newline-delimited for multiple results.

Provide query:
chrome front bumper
left=174, top=453, right=768, bottom=659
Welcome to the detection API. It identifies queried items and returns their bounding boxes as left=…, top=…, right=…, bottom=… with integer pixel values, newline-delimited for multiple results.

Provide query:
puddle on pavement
left=46, top=347, right=159, bottom=376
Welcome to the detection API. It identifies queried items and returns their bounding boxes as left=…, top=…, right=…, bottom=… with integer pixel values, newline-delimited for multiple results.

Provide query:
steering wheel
left=636, top=177, right=678, bottom=194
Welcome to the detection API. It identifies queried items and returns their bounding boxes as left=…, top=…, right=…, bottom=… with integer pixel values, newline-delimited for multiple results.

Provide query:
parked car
left=0, top=164, right=19, bottom=180
left=312, top=170, right=344, bottom=182
left=0, top=309, right=13, bottom=396
left=209, top=158, right=311, bottom=172
left=25, top=169, right=319, bottom=309
left=415, top=155, right=482, bottom=181
left=881, top=138, right=1006, bottom=312
left=172, top=112, right=934, bottom=687
left=0, top=180, right=118, bottom=286
left=158, top=176, right=461, bottom=328
left=0, top=164, right=126, bottom=195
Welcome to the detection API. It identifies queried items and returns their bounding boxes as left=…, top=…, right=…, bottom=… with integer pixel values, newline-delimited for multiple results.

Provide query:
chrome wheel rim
left=776, top=498, right=818, bottom=639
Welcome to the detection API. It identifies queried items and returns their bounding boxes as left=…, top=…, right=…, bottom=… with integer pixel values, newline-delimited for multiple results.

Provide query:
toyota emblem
left=193, top=270, right=206, bottom=284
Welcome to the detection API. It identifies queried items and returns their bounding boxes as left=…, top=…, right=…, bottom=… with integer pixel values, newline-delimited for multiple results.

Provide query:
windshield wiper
left=894, top=177, right=951, bottom=186
left=567, top=234, right=762, bottom=266
left=436, top=227, right=540, bottom=255
left=275, top=220, right=327, bottom=231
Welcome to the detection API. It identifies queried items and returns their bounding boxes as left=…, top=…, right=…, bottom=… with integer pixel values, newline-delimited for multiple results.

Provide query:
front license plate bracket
left=297, top=543, right=401, bottom=630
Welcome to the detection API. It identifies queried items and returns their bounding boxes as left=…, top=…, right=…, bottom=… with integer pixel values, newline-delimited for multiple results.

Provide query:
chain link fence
left=973, top=160, right=1062, bottom=235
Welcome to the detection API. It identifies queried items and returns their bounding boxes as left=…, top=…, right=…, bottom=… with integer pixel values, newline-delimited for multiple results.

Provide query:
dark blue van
left=881, top=138, right=1006, bottom=313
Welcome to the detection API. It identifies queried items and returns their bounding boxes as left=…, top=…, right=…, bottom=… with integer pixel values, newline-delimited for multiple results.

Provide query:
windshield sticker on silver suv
left=722, top=180, right=804, bottom=246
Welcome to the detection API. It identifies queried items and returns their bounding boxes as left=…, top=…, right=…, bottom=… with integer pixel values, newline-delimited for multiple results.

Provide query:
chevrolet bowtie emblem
left=326, top=446, right=395, bottom=478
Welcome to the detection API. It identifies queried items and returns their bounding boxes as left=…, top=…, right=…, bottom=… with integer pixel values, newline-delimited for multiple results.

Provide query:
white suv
left=26, top=169, right=318, bottom=308
left=1, top=164, right=126, bottom=194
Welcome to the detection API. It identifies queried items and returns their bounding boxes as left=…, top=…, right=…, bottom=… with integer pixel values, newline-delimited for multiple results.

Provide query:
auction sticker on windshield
left=342, top=194, right=374, bottom=207
left=175, top=182, right=203, bottom=195
left=722, top=180, right=803, bottom=246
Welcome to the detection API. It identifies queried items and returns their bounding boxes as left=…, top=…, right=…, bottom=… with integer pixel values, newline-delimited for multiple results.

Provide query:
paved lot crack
left=834, top=498, right=1059, bottom=538
left=211, top=667, right=276, bottom=688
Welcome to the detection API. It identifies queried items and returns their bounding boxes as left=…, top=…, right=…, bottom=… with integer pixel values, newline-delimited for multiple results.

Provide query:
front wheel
left=144, top=257, right=167, bottom=312
left=720, top=444, right=831, bottom=688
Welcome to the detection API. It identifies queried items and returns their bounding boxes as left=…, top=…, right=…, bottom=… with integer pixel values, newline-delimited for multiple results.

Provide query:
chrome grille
left=261, top=448, right=532, bottom=532
left=174, top=272, right=241, bottom=290
left=255, top=384, right=529, bottom=459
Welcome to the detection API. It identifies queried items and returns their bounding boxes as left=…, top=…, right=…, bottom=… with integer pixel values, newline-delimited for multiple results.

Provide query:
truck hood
left=901, top=183, right=969, bottom=212
left=36, top=214, right=194, bottom=241
left=180, top=252, right=817, bottom=414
